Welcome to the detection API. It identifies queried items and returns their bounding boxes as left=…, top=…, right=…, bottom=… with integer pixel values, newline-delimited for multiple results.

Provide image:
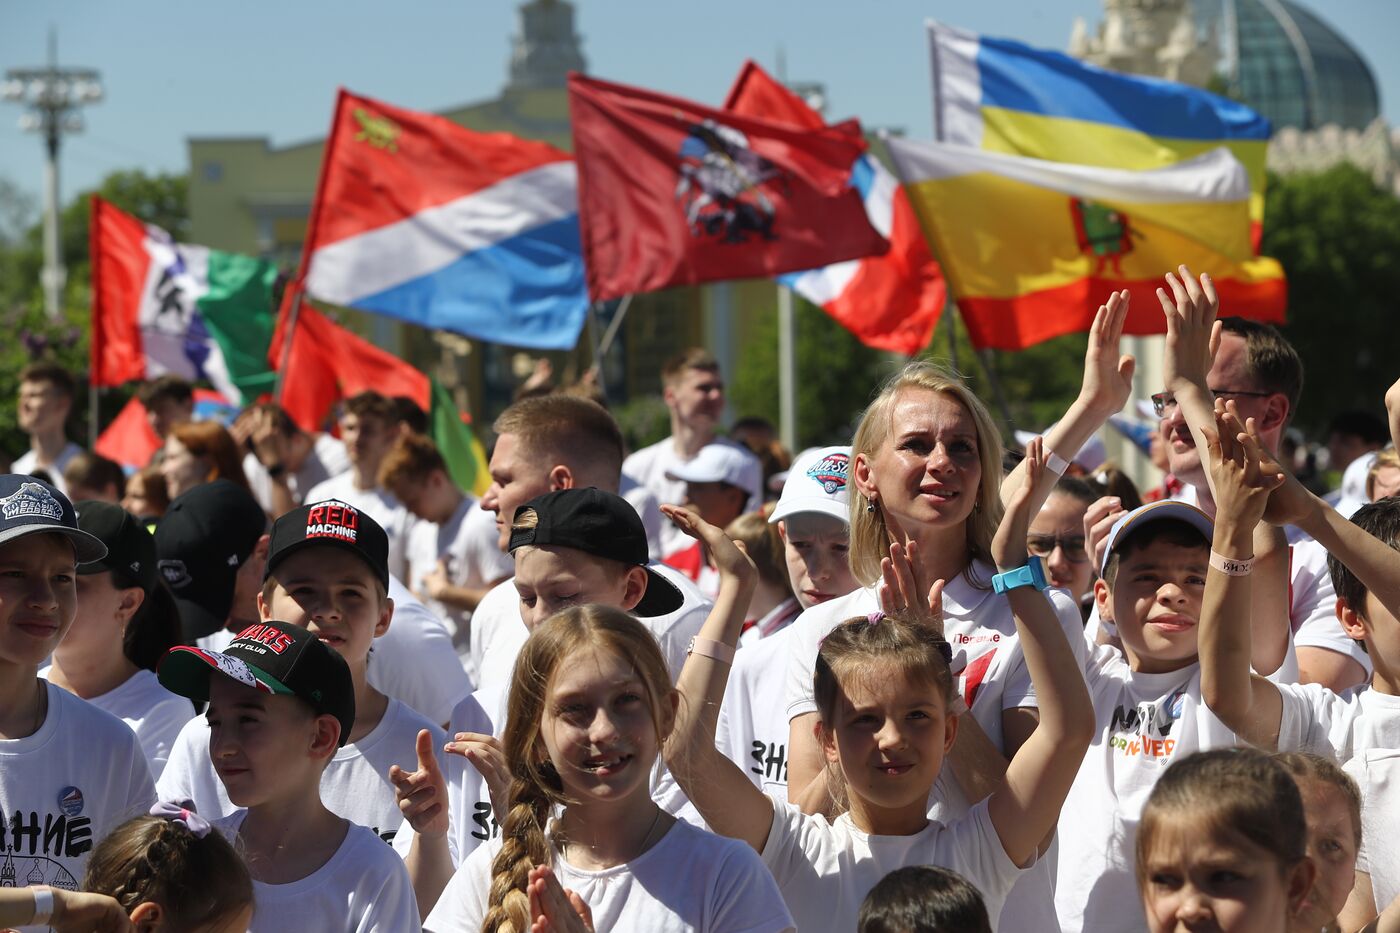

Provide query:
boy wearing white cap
left=716, top=446, right=861, bottom=795
left=662, top=442, right=764, bottom=593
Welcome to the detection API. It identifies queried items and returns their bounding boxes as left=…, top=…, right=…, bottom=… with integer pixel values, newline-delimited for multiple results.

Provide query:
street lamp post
left=1, top=31, right=103, bottom=321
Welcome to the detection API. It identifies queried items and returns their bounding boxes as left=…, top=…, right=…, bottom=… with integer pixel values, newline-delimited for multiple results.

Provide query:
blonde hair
left=482, top=606, right=676, bottom=933
left=1368, top=448, right=1400, bottom=500
left=848, top=362, right=1004, bottom=587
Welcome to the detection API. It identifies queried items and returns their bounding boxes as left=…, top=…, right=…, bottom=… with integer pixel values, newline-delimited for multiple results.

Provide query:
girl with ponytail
left=424, top=543, right=794, bottom=932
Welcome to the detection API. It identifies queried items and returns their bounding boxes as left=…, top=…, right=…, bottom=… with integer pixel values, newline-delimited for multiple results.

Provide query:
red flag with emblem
left=568, top=72, right=887, bottom=302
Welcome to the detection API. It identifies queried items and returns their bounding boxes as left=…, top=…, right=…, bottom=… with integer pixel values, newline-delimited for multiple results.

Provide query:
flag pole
left=595, top=293, right=633, bottom=359
left=777, top=284, right=798, bottom=454
left=272, top=284, right=305, bottom=404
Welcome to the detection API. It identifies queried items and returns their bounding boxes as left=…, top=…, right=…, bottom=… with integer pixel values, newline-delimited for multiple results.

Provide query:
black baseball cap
left=265, top=499, right=390, bottom=590
left=75, top=501, right=158, bottom=592
left=0, top=475, right=105, bottom=563
left=509, top=487, right=683, bottom=617
left=158, top=619, right=355, bottom=746
left=155, top=480, right=267, bottom=640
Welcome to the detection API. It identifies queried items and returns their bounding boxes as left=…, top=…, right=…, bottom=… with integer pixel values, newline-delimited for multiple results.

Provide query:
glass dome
left=1199, top=0, right=1381, bottom=131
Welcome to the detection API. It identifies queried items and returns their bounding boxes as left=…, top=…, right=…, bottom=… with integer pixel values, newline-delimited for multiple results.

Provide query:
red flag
left=725, top=62, right=947, bottom=357
left=568, top=72, right=887, bottom=302
left=90, top=197, right=151, bottom=387
left=270, top=285, right=430, bottom=433
left=94, top=396, right=162, bottom=471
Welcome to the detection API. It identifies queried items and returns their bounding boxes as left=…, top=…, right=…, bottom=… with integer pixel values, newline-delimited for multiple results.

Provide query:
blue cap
left=0, top=475, right=106, bottom=563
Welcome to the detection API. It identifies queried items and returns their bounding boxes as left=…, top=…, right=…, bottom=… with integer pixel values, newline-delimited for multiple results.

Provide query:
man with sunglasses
left=1155, top=269, right=1371, bottom=693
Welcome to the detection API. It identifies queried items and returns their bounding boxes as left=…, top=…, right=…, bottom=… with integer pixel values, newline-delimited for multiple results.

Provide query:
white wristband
left=687, top=637, right=735, bottom=664
left=31, top=886, right=55, bottom=925
left=1210, top=550, right=1254, bottom=576
left=1046, top=450, right=1071, bottom=477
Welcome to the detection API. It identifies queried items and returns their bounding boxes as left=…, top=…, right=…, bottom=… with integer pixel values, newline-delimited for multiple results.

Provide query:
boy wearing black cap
left=390, top=487, right=708, bottom=914
left=43, top=501, right=191, bottom=779
left=158, top=499, right=444, bottom=846
left=0, top=476, right=156, bottom=926
left=158, top=619, right=419, bottom=931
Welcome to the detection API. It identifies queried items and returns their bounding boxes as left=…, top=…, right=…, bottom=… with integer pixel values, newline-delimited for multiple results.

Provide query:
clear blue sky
left=2, top=0, right=1398, bottom=223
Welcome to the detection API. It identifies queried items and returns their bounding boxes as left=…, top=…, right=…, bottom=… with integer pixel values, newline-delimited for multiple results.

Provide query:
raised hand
left=993, top=436, right=1044, bottom=572
left=660, top=504, right=756, bottom=588
left=49, top=890, right=134, bottom=933
left=388, top=728, right=449, bottom=838
left=1202, top=400, right=1284, bottom=532
left=1386, top=374, right=1400, bottom=450
left=528, top=865, right=595, bottom=933
left=1159, top=264, right=1222, bottom=394
left=878, top=538, right=947, bottom=636
left=1079, top=289, right=1137, bottom=416
left=1084, top=495, right=1127, bottom=573
left=446, top=731, right=509, bottom=818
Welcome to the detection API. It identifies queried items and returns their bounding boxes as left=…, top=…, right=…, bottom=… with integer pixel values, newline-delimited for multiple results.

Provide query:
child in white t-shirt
left=422, top=600, right=793, bottom=933
left=43, top=501, right=192, bottom=779
left=390, top=487, right=708, bottom=916
left=83, top=800, right=253, bottom=931
left=666, top=442, right=1094, bottom=933
left=717, top=445, right=860, bottom=795
left=1135, top=748, right=1317, bottom=932
left=158, top=500, right=444, bottom=845
left=0, top=476, right=156, bottom=932
left=157, top=619, right=419, bottom=932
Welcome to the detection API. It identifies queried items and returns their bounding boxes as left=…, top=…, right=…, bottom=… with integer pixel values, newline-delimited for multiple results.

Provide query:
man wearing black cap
left=0, top=475, right=156, bottom=910
left=153, top=479, right=268, bottom=646
left=43, top=501, right=192, bottom=779
left=157, top=619, right=419, bottom=931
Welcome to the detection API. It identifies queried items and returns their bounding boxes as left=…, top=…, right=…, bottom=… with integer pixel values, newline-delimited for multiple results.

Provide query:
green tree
left=0, top=170, right=189, bottom=459
left=1262, top=165, right=1400, bottom=435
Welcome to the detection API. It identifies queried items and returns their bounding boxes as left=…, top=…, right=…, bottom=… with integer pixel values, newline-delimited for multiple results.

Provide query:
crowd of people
left=2, top=267, right=1399, bottom=932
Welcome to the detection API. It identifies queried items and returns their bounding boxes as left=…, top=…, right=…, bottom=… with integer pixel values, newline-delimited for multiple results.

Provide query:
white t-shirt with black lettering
left=41, top=667, right=193, bottom=781
left=1054, top=648, right=1240, bottom=933
left=214, top=810, right=419, bottom=933
left=159, top=697, right=444, bottom=844
left=0, top=682, right=155, bottom=931
left=424, top=818, right=793, bottom=933
left=761, top=795, right=1024, bottom=933
left=717, top=627, right=795, bottom=795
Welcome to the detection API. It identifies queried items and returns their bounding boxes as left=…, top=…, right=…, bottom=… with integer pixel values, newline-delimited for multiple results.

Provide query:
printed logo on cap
left=305, top=500, right=359, bottom=544
left=806, top=452, right=850, bottom=495
left=159, top=559, right=192, bottom=588
left=0, top=481, right=63, bottom=522
left=234, top=622, right=297, bottom=656
left=186, top=646, right=271, bottom=694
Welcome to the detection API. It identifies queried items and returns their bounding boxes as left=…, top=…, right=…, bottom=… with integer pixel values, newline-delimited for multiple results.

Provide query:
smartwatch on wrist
left=991, top=556, right=1049, bottom=594
left=265, top=462, right=287, bottom=479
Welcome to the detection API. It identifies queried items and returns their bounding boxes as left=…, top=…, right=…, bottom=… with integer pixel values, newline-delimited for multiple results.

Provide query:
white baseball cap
left=665, top=442, right=763, bottom=509
left=1099, top=500, right=1213, bottom=576
left=769, top=445, right=852, bottom=525
left=1015, top=425, right=1107, bottom=473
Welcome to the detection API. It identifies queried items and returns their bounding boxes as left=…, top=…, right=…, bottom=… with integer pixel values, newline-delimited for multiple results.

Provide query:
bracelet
left=1210, top=550, right=1254, bottom=576
left=265, top=462, right=287, bottom=479
left=687, top=637, right=735, bottom=664
left=1046, top=450, right=1071, bottom=477
left=31, top=886, right=54, bottom=925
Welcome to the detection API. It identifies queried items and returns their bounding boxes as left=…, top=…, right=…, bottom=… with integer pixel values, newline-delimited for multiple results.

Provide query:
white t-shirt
left=622, top=436, right=762, bottom=556
left=470, top=563, right=713, bottom=690
left=1054, top=648, right=1240, bottom=933
left=1277, top=682, right=1400, bottom=762
left=13, top=442, right=84, bottom=496
left=369, top=576, right=473, bottom=726
left=762, top=795, right=1024, bottom=933
left=406, top=495, right=514, bottom=672
left=40, top=668, right=193, bottom=781
left=1344, top=747, right=1400, bottom=916
left=0, top=682, right=155, bottom=927
left=393, top=682, right=703, bottom=871
left=214, top=811, right=419, bottom=933
left=619, top=473, right=665, bottom=561
left=243, top=433, right=350, bottom=514
left=780, top=568, right=1087, bottom=931
left=159, top=697, right=445, bottom=844
left=1289, top=538, right=1372, bottom=676
left=303, top=472, right=416, bottom=583
left=718, top=626, right=796, bottom=795
left=424, top=817, right=793, bottom=933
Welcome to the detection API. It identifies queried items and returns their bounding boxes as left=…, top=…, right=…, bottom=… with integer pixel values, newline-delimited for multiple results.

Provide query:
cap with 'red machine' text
left=158, top=619, right=355, bottom=746
left=265, top=499, right=389, bottom=590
